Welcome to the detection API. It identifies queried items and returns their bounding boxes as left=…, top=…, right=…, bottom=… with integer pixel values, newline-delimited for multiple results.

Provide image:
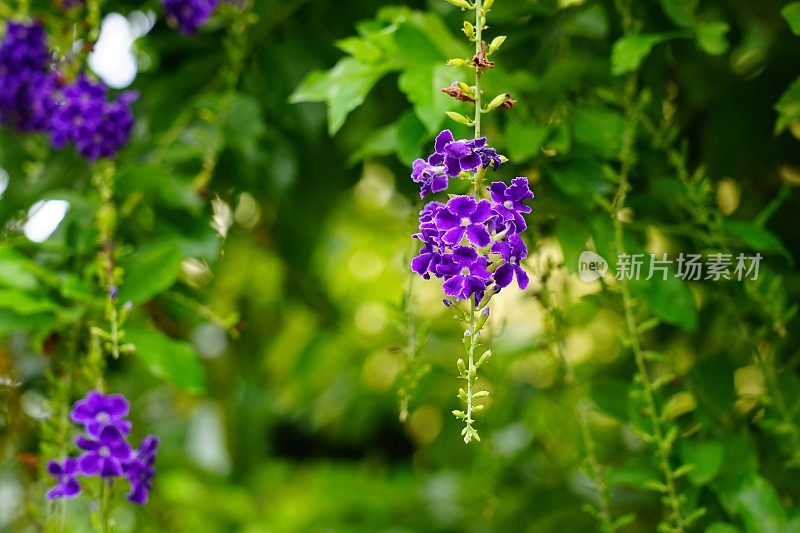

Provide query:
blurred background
left=1, top=0, right=800, bottom=531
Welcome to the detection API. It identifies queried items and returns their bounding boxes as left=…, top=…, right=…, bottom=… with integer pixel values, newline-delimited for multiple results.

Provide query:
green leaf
left=680, top=440, right=725, bottom=485
left=549, top=158, right=612, bottom=199
left=590, top=378, right=630, bottom=420
left=0, top=289, right=57, bottom=315
left=697, top=21, right=730, bottom=56
left=611, top=34, right=670, bottom=75
left=775, top=77, right=800, bottom=133
left=723, top=220, right=790, bottom=258
left=504, top=119, right=549, bottom=162
left=659, top=0, right=697, bottom=28
left=125, top=326, right=206, bottom=393
left=222, top=94, right=266, bottom=158
left=0, top=247, right=40, bottom=290
left=782, top=2, right=800, bottom=36
left=571, top=106, right=625, bottom=159
left=118, top=241, right=183, bottom=304
left=398, top=63, right=452, bottom=133
left=732, top=476, right=787, bottom=533
left=635, top=276, right=698, bottom=331
left=396, top=111, right=430, bottom=165
left=290, top=58, right=394, bottom=135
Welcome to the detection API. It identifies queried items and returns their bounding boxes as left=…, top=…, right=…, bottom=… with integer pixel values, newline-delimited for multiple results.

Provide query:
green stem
left=99, top=480, right=112, bottom=533
left=473, top=0, right=483, bottom=140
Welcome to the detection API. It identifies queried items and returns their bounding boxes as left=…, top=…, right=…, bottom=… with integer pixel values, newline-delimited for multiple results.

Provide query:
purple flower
left=434, top=196, right=495, bottom=247
left=49, top=75, right=137, bottom=160
left=478, top=146, right=502, bottom=170
left=125, top=436, right=159, bottom=505
left=70, top=389, right=132, bottom=437
left=0, top=21, right=52, bottom=131
left=492, top=233, right=529, bottom=290
left=45, top=458, right=81, bottom=500
left=489, top=177, right=534, bottom=232
left=436, top=246, right=491, bottom=301
left=162, top=0, right=220, bottom=35
left=429, top=130, right=483, bottom=177
left=76, top=425, right=133, bottom=478
left=411, top=158, right=448, bottom=198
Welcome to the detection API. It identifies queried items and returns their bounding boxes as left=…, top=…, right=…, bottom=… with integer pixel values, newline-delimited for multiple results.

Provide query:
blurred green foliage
left=1, top=0, right=800, bottom=531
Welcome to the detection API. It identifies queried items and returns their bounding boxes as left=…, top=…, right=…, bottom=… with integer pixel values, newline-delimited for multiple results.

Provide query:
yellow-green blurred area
left=2, top=0, right=800, bottom=531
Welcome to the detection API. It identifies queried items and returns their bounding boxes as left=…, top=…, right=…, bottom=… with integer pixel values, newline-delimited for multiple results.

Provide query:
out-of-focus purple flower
left=436, top=246, right=491, bottom=301
left=489, top=177, right=534, bottom=232
left=70, top=389, right=132, bottom=437
left=45, top=458, right=81, bottom=500
left=0, top=21, right=51, bottom=131
left=125, top=436, right=159, bottom=505
left=77, top=425, right=133, bottom=478
left=434, top=196, right=494, bottom=247
left=50, top=75, right=137, bottom=160
left=162, top=0, right=220, bottom=35
left=492, top=233, right=529, bottom=290
left=411, top=158, right=448, bottom=198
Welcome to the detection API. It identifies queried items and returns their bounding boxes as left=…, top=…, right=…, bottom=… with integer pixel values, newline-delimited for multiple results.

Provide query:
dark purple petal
left=515, top=265, right=529, bottom=290
left=76, top=435, right=99, bottom=452
left=452, top=246, right=478, bottom=264
left=448, top=196, right=476, bottom=218
left=79, top=452, right=101, bottom=474
left=61, top=478, right=81, bottom=498
left=442, top=226, right=466, bottom=245
left=444, top=155, right=461, bottom=177
left=434, top=129, right=454, bottom=153
left=470, top=200, right=493, bottom=224
left=466, top=225, right=491, bottom=247
left=459, top=151, right=481, bottom=172
left=494, top=264, right=514, bottom=288
left=442, top=275, right=467, bottom=299
left=434, top=209, right=459, bottom=231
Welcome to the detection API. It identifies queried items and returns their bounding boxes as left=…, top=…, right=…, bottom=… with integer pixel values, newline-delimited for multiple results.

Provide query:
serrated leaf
left=126, top=326, right=206, bottom=393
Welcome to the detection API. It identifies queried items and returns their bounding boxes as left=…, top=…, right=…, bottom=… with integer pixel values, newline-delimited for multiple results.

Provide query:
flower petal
left=466, top=225, right=491, bottom=247
left=448, top=196, right=476, bottom=218
left=494, top=264, right=514, bottom=288
left=435, top=130, right=454, bottom=153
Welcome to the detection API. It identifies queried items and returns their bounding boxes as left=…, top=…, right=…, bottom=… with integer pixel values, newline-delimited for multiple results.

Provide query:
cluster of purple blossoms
left=46, top=390, right=159, bottom=505
left=411, top=131, right=533, bottom=303
left=0, top=20, right=137, bottom=161
left=162, top=0, right=220, bottom=34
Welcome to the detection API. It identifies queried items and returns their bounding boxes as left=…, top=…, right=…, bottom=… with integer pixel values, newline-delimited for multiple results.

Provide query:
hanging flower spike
left=45, top=458, right=81, bottom=500
left=69, top=389, right=132, bottom=437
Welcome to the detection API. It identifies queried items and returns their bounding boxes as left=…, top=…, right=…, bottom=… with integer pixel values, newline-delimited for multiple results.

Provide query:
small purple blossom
left=76, top=425, right=133, bottom=478
left=492, top=233, right=529, bottom=290
left=0, top=21, right=51, bottom=131
left=436, top=246, right=492, bottom=301
left=426, top=130, right=503, bottom=178
left=411, top=158, right=448, bottom=198
left=162, top=0, right=220, bottom=35
left=434, top=196, right=494, bottom=247
left=45, top=458, right=81, bottom=500
left=70, top=389, right=132, bottom=437
left=488, top=177, right=534, bottom=232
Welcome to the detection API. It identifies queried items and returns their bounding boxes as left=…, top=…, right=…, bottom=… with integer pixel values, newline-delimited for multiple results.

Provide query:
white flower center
left=460, top=217, right=471, bottom=227
left=510, top=256, right=517, bottom=263
left=460, top=267, right=470, bottom=276
left=99, top=446, right=110, bottom=458
left=503, top=200, right=513, bottom=209
left=96, top=412, right=109, bottom=423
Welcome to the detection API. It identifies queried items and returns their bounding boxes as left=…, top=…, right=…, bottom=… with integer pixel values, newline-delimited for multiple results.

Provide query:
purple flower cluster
left=411, top=129, right=502, bottom=199
left=411, top=131, right=533, bottom=302
left=0, top=21, right=52, bottom=131
left=162, top=0, right=220, bottom=34
left=0, top=20, right=137, bottom=161
left=46, top=390, right=159, bottom=505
